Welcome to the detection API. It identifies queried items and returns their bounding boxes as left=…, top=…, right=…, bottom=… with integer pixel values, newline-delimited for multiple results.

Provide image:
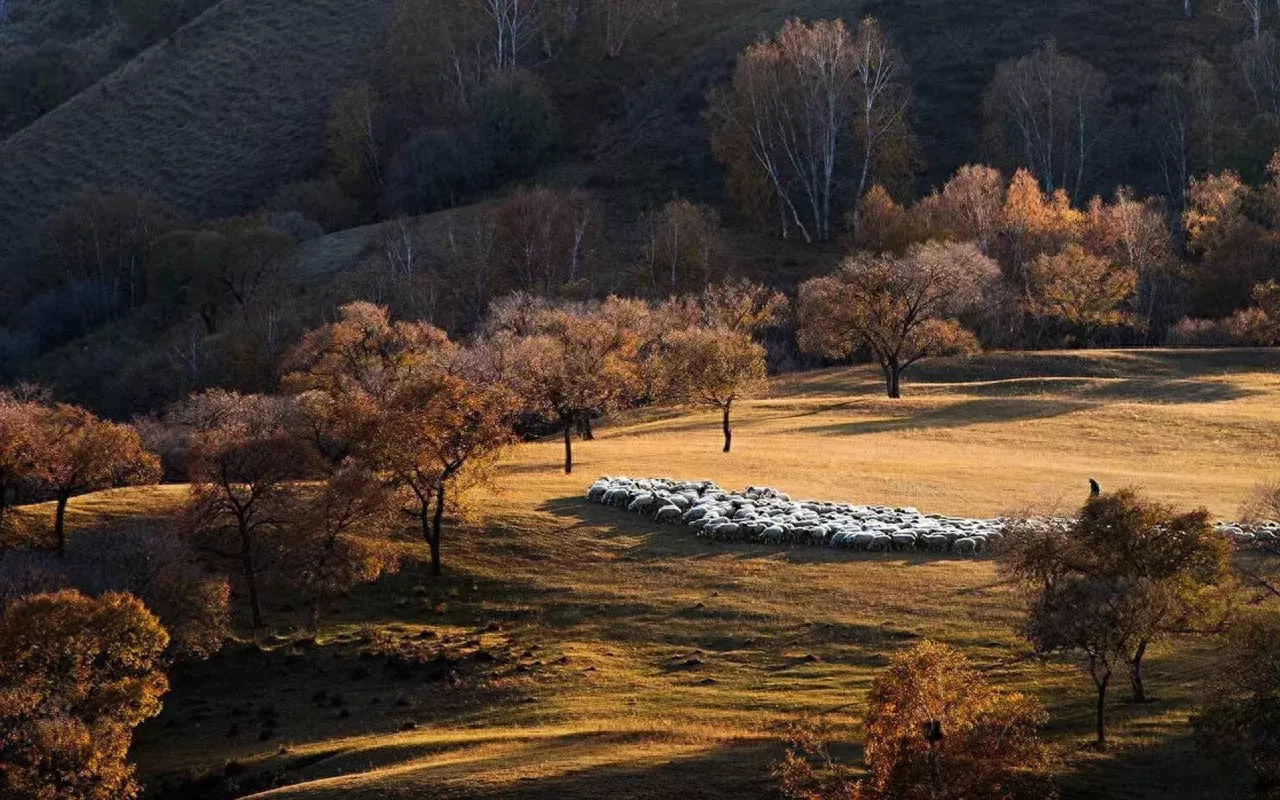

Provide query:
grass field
left=26, top=348, right=1280, bottom=799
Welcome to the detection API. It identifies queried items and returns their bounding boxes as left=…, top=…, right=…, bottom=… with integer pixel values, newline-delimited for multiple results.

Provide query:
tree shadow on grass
left=537, top=497, right=1002, bottom=571
left=1057, top=729, right=1250, bottom=800
left=802, top=397, right=1088, bottom=437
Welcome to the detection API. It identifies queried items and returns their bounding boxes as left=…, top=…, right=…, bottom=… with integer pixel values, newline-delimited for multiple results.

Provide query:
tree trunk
left=306, top=596, right=320, bottom=632
left=1130, top=640, right=1149, bottom=703
left=54, top=494, right=69, bottom=556
left=240, top=530, right=264, bottom=630
left=563, top=421, right=573, bottom=474
left=430, top=482, right=445, bottom=576
left=722, top=402, right=732, bottom=453
left=885, top=362, right=902, bottom=399
left=1095, top=674, right=1110, bottom=749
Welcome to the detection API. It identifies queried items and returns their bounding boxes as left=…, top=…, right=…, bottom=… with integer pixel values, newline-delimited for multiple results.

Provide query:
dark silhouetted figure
left=1089, top=478, right=1101, bottom=497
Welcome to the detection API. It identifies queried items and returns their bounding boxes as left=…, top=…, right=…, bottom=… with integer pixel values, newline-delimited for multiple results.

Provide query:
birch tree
left=982, top=41, right=1112, bottom=201
left=707, top=17, right=911, bottom=243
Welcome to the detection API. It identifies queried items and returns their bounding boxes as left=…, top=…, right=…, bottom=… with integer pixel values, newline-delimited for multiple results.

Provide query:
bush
left=270, top=179, right=360, bottom=233
left=474, top=70, right=560, bottom=181
left=385, top=126, right=493, bottom=215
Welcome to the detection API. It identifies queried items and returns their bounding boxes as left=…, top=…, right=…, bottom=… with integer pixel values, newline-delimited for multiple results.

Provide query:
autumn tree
left=1002, top=490, right=1232, bottom=746
left=373, top=350, right=516, bottom=574
left=0, top=590, right=169, bottom=800
left=777, top=640, right=1054, bottom=800
left=1183, top=167, right=1275, bottom=318
left=0, top=392, right=41, bottom=528
left=282, top=463, right=400, bottom=626
left=287, top=303, right=514, bottom=576
left=637, top=198, right=728, bottom=296
left=1024, top=244, right=1138, bottom=344
left=700, top=279, right=789, bottom=335
left=36, top=404, right=161, bottom=556
left=658, top=326, right=767, bottom=452
left=706, top=17, right=912, bottom=242
left=797, top=241, right=999, bottom=397
left=849, top=185, right=925, bottom=255
left=177, top=391, right=312, bottom=629
left=493, top=297, right=645, bottom=473
left=930, top=165, right=1006, bottom=254
left=983, top=42, right=1112, bottom=201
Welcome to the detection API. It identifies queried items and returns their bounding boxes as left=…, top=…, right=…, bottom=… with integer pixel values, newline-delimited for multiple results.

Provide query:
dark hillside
left=0, top=0, right=393, bottom=301
left=0, top=0, right=1257, bottom=312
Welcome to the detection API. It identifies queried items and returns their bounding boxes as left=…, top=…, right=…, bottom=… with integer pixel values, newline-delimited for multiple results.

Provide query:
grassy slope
left=0, top=0, right=392, bottom=280
left=30, top=348, right=1280, bottom=799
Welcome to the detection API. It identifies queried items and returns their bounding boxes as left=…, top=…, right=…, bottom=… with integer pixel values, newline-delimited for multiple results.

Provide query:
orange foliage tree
left=777, top=640, right=1054, bottom=800
left=797, top=242, right=998, bottom=397
left=0, top=590, right=169, bottom=800
left=35, top=405, right=161, bottom=556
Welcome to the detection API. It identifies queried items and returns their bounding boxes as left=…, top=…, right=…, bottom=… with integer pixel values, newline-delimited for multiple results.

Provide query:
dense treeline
left=8, top=7, right=1280, bottom=413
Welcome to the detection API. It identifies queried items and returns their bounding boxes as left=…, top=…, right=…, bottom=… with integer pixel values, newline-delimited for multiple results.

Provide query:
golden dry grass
left=22, top=348, right=1280, bottom=799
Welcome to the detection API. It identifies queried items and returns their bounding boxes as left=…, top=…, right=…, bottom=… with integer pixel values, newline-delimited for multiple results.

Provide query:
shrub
left=270, top=179, right=360, bottom=233
left=385, top=125, right=493, bottom=215
left=474, top=69, right=560, bottom=180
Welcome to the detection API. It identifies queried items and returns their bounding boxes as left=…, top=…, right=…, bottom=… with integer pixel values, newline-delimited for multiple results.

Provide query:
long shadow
left=1058, top=729, right=1251, bottom=800
left=957, top=376, right=1261, bottom=405
left=803, top=397, right=1088, bottom=437
left=538, top=497, right=1001, bottom=572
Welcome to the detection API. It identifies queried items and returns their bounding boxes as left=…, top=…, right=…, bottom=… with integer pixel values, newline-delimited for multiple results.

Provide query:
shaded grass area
left=17, top=349, right=1276, bottom=798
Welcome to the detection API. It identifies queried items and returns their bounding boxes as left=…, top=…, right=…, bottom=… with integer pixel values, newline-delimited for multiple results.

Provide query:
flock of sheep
left=585, top=476, right=1280, bottom=554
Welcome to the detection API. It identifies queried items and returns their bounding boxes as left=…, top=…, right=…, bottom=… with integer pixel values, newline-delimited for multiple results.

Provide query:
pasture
left=32, top=348, right=1280, bottom=798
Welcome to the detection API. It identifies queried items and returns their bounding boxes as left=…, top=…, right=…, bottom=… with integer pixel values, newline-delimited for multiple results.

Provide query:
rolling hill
left=27, top=348, right=1280, bottom=799
left=0, top=0, right=392, bottom=295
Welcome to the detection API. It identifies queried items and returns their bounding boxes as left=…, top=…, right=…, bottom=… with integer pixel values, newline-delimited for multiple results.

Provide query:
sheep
left=654, top=505, right=683, bottom=524
left=587, top=476, right=1274, bottom=566
left=922, top=533, right=950, bottom=552
left=868, top=534, right=893, bottom=552
left=891, top=532, right=917, bottom=551
left=845, top=532, right=873, bottom=550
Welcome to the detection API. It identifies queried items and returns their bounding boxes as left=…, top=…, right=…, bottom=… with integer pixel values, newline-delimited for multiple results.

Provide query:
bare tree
left=637, top=199, right=727, bottom=295
left=479, top=0, right=545, bottom=71
left=707, top=18, right=910, bottom=243
left=1148, top=72, right=1192, bottom=210
left=1237, top=32, right=1280, bottom=118
left=584, top=0, right=678, bottom=57
left=849, top=17, right=912, bottom=237
left=983, top=41, right=1112, bottom=201
left=1220, top=0, right=1264, bottom=39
